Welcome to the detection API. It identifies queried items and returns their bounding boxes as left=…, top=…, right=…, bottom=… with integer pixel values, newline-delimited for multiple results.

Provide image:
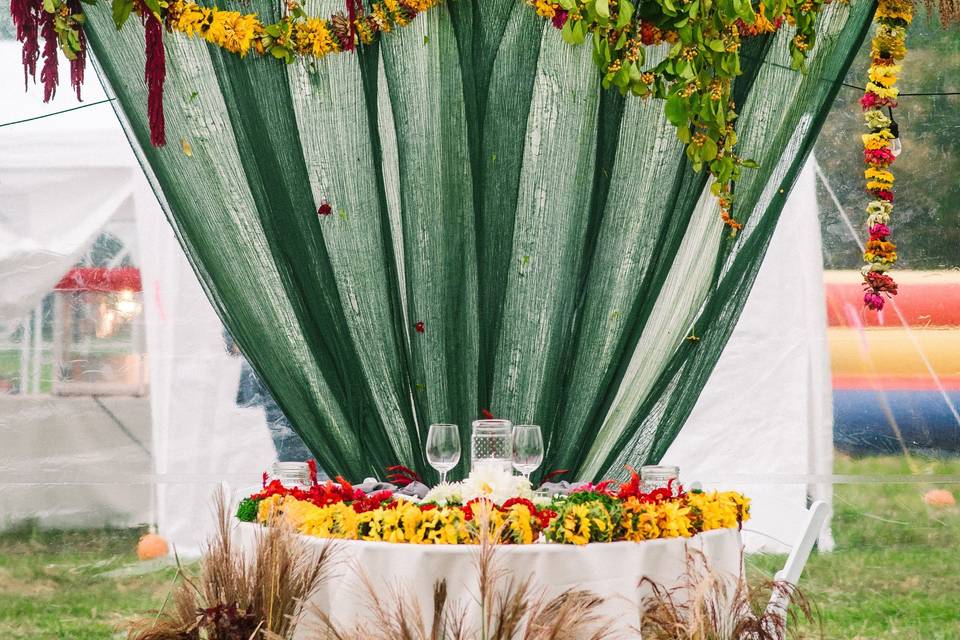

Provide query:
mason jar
left=640, top=465, right=679, bottom=493
left=269, top=461, right=312, bottom=489
left=470, top=419, right=513, bottom=474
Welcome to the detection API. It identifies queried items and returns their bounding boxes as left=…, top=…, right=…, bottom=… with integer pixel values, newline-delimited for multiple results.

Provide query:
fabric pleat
left=84, top=0, right=875, bottom=481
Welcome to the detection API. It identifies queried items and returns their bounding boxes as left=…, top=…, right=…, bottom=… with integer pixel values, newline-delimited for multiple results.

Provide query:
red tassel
left=142, top=9, right=167, bottom=146
left=12, top=0, right=42, bottom=89
left=39, top=9, right=58, bottom=102
left=344, top=0, right=362, bottom=52
left=68, top=0, right=86, bottom=101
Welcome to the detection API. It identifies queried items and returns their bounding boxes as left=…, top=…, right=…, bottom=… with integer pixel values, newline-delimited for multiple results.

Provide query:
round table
left=236, top=522, right=743, bottom=638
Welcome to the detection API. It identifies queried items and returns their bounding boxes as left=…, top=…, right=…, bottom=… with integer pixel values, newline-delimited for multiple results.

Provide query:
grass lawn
left=0, top=527, right=175, bottom=639
left=1, top=455, right=957, bottom=639
left=748, top=454, right=960, bottom=640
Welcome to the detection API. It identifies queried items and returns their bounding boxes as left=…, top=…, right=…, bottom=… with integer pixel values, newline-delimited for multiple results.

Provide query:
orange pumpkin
left=923, top=489, right=956, bottom=507
left=136, top=533, right=169, bottom=560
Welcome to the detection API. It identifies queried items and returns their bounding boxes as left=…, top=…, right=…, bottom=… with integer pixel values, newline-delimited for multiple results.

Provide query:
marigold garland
left=859, top=0, right=910, bottom=311
left=11, top=0, right=444, bottom=147
left=524, top=0, right=829, bottom=235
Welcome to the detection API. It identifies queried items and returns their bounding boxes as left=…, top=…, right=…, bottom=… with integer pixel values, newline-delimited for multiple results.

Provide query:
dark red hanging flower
left=140, top=1, right=167, bottom=146
left=39, top=9, right=58, bottom=102
left=480, top=408, right=494, bottom=419
left=874, top=189, right=894, bottom=202
left=68, top=0, right=86, bottom=100
left=317, top=201, right=333, bottom=216
left=11, top=0, right=41, bottom=89
left=307, top=459, right=319, bottom=486
left=414, top=321, right=425, bottom=334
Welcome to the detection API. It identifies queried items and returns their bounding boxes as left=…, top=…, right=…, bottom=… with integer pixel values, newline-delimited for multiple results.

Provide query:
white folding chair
left=762, top=500, right=831, bottom=639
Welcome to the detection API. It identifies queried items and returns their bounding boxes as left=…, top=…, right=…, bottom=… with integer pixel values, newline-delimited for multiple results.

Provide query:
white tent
left=0, top=41, right=830, bottom=553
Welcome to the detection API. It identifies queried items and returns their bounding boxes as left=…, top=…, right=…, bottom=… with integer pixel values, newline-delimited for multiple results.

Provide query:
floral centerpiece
left=236, top=466, right=749, bottom=546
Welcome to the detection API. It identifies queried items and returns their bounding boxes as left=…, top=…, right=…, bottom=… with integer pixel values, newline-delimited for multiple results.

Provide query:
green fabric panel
left=84, top=0, right=875, bottom=481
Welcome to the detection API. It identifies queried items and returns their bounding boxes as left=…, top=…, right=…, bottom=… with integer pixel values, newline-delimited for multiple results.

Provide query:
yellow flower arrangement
left=205, top=10, right=260, bottom=57
left=293, top=18, right=340, bottom=57
left=250, top=487, right=750, bottom=547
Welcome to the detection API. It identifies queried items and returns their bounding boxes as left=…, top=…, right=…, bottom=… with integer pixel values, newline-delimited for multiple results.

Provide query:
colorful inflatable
left=826, top=271, right=960, bottom=454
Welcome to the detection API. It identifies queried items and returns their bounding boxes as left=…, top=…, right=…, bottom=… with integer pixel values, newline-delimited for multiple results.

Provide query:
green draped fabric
left=84, top=0, right=874, bottom=481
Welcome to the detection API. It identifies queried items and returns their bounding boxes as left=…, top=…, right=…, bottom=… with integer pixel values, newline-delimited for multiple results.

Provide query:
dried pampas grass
left=637, top=550, right=818, bottom=640
left=127, top=490, right=332, bottom=640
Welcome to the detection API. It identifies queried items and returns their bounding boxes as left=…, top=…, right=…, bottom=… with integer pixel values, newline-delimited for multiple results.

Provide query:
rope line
left=0, top=98, right=115, bottom=129
left=1, top=70, right=958, bottom=130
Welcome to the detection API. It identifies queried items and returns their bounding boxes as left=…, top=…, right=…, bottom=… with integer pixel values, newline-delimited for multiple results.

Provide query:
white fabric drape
left=664, top=160, right=834, bottom=552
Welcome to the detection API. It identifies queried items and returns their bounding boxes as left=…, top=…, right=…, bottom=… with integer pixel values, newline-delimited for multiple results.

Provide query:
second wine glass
left=512, top=424, right=543, bottom=480
left=426, top=423, right=461, bottom=484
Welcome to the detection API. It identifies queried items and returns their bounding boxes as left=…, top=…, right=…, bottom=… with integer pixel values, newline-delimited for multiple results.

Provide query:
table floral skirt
left=236, top=522, right=742, bottom=638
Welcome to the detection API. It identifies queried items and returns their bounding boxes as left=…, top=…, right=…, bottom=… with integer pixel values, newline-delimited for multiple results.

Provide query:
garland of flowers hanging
left=526, top=0, right=828, bottom=234
left=859, top=0, right=911, bottom=311
left=9, top=0, right=444, bottom=146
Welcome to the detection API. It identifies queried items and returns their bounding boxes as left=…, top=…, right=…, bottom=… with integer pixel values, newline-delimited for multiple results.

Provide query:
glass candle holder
left=470, top=419, right=513, bottom=474
left=640, top=465, right=679, bottom=493
left=270, top=461, right=312, bottom=489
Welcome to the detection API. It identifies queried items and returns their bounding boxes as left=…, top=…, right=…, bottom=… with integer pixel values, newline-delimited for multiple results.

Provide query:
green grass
left=1, top=456, right=958, bottom=639
left=748, top=454, right=960, bottom=640
left=0, top=525, right=176, bottom=639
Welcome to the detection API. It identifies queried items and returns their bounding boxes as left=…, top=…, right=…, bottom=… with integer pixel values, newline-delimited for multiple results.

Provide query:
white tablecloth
left=239, top=523, right=742, bottom=639
left=237, top=523, right=742, bottom=637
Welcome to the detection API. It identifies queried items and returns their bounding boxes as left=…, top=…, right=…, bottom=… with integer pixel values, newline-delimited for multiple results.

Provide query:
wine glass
left=426, top=423, right=461, bottom=483
left=512, top=424, right=543, bottom=479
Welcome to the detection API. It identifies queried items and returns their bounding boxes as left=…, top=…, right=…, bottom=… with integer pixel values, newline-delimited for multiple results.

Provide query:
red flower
left=873, top=189, right=894, bottom=202
left=481, top=408, right=494, bottom=419
left=864, top=271, right=898, bottom=295
left=864, top=148, right=895, bottom=166
left=414, top=321, right=425, bottom=333
left=317, top=201, right=333, bottom=216
left=386, top=464, right=422, bottom=486
left=551, top=9, right=568, bottom=29
left=307, top=459, right=318, bottom=486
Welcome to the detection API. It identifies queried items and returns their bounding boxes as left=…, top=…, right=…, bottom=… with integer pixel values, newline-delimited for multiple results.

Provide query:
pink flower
left=869, top=223, right=891, bottom=239
left=864, top=291, right=885, bottom=311
left=865, top=148, right=895, bottom=165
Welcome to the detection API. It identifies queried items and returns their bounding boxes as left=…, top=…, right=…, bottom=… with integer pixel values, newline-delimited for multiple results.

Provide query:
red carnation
left=317, top=201, right=333, bottom=216
left=415, top=321, right=425, bottom=333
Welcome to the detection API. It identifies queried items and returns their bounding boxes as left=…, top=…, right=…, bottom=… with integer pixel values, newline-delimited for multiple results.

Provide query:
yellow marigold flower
left=256, top=494, right=285, bottom=523
left=372, top=4, right=392, bottom=32
left=206, top=10, right=260, bottom=57
left=867, top=180, right=894, bottom=191
left=865, top=82, right=899, bottom=100
left=405, top=0, right=439, bottom=12
left=875, top=0, right=913, bottom=22
left=172, top=0, right=211, bottom=38
left=862, top=130, right=893, bottom=150
left=294, top=18, right=339, bottom=57
left=658, top=501, right=692, bottom=538
left=865, top=168, right=895, bottom=183
left=533, top=0, right=556, bottom=19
